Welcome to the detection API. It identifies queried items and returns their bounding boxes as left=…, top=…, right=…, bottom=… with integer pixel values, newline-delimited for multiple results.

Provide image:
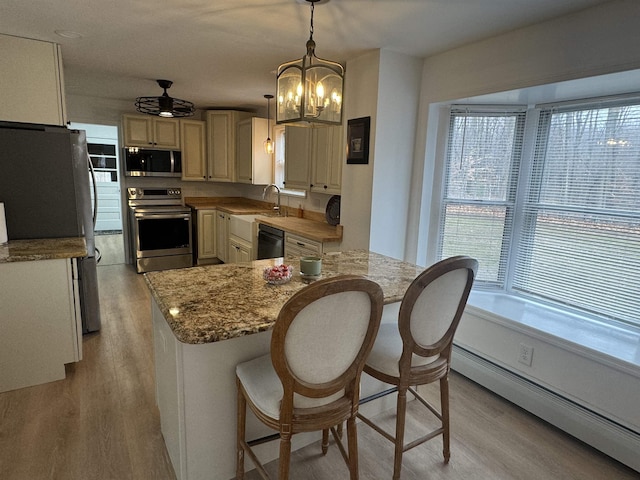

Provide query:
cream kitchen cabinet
left=204, top=110, right=252, bottom=182
left=180, top=119, right=207, bottom=181
left=195, top=209, right=217, bottom=264
left=216, top=211, right=230, bottom=262
left=0, top=34, right=67, bottom=126
left=123, top=114, right=180, bottom=149
left=236, top=117, right=272, bottom=185
left=310, top=126, right=343, bottom=194
left=283, top=126, right=312, bottom=190
left=0, top=258, right=81, bottom=393
left=284, top=231, right=341, bottom=258
left=284, top=232, right=322, bottom=257
left=228, top=236, right=252, bottom=263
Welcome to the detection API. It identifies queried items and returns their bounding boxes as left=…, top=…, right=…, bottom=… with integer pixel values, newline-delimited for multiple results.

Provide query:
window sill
left=466, top=291, right=640, bottom=376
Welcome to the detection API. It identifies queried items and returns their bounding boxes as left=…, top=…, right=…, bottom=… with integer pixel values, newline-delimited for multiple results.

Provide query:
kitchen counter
left=185, top=196, right=272, bottom=215
left=146, top=249, right=425, bottom=480
left=0, top=237, right=87, bottom=263
left=256, top=215, right=342, bottom=243
left=145, top=249, right=423, bottom=344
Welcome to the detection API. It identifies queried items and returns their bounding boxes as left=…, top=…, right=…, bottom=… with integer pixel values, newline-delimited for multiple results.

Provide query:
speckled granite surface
left=0, top=237, right=87, bottom=263
left=145, top=250, right=425, bottom=344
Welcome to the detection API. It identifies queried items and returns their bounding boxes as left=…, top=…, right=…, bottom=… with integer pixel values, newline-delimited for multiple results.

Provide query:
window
left=438, top=109, right=525, bottom=285
left=438, top=100, right=640, bottom=327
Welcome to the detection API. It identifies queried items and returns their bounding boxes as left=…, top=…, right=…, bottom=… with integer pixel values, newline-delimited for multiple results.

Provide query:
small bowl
left=263, top=265, right=293, bottom=285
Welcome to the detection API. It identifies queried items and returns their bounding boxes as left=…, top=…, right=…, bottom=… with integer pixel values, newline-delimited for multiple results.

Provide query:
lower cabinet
left=0, top=258, right=81, bottom=393
left=196, top=209, right=217, bottom=264
left=228, top=235, right=253, bottom=263
left=216, top=211, right=229, bottom=262
left=284, top=232, right=322, bottom=257
left=284, top=232, right=341, bottom=258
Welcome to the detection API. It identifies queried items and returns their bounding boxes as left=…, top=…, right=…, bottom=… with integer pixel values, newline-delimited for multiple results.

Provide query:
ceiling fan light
left=135, top=80, right=195, bottom=118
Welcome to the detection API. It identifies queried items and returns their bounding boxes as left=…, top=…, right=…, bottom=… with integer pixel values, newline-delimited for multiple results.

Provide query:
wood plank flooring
left=1, top=263, right=638, bottom=480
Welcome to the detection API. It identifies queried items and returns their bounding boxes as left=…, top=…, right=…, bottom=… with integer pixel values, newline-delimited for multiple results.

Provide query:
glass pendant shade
left=264, top=94, right=275, bottom=154
left=276, top=1, right=344, bottom=126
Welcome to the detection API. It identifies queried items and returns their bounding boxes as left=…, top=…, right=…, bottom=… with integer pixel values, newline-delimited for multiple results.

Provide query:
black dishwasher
left=257, top=224, right=284, bottom=259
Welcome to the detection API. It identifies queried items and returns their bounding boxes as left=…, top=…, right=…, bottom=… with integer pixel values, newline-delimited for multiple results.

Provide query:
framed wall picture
left=346, top=116, right=370, bottom=164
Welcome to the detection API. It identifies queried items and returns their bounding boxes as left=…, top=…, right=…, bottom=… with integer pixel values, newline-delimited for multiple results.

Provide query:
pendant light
left=276, top=0, right=344, bottom=126
left=135, top=79, right=195, bottom=118
left=264, top=94, right=275, bottom=154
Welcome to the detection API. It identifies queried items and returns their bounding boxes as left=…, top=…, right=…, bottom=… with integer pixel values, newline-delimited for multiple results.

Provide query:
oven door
left=133, top=211, right=192, bottom=258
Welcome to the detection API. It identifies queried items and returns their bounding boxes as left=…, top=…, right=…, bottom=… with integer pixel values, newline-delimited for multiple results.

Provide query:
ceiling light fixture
left=135, top=79, right=195, bottom=118
left=276, top=0, right=344, bottom=126
left=264, top=94, right=275, bottom=154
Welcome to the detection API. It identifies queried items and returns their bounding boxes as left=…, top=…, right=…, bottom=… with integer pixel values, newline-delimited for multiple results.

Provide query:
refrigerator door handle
left=87, top=153, right=98, bottom=228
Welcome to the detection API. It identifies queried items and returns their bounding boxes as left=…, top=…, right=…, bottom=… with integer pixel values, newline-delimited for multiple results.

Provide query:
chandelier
left=135, top=79, right=195, bottom=118
left=276, top=0, right=344, bottom=126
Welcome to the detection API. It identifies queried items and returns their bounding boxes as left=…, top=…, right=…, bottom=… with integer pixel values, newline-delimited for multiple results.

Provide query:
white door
left=70, top=123, right=123, bottom=232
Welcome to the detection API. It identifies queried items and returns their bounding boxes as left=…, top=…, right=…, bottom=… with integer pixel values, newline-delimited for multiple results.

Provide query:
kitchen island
left=0, top=237, right=87, bottom=392
left=145, top=250, right=425, bottom=480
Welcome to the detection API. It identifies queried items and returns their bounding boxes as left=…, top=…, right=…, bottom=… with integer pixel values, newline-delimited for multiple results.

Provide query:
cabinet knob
left=310, top=184, right=314, bottom=187
left=323, top=185, right=328, bottom=189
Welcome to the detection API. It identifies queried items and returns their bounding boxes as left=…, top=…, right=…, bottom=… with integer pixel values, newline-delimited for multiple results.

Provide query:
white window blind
left=438, top=109, right=525, bottom=284
left=514, top=103, right=640, bottom=325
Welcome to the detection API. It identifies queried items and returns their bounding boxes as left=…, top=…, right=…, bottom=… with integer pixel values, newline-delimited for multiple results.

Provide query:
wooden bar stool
left=357, top=256, right=478, bottom=479
left=236, top=275, right=384, bottom=480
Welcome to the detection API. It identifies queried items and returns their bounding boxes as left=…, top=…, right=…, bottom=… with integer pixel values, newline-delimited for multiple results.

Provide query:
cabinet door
left=0, top=35, right=66, bottom=126
left=284, top=127, right=311, bottom=190
left=215, top=212, right=228, bottom=262
left=154, top=118, right=180, bottom=149
left=123, top=114, right=153, bottom=147
left=311, top=126, right=343, bottom=194
left=197, top=210, right=217, bottom=260
left=206, top=110, right=252, bottom=182
left=235, top=119, right=253, bottom=184
left=284, top=232, right=322, bottom=257
left=228, top=236, right=252, bottom=263
left=181, top=120, right=207, bottom=181
left=235, top=118, right=272, bottom=185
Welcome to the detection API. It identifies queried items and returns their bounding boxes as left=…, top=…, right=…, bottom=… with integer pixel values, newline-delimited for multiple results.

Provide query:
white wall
left=369, top=50, right=422, bottom=260
left=339, top=50, right=380, bottom=251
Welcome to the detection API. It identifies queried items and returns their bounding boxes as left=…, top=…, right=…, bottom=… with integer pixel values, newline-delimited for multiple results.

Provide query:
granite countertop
left=0, top=237, right=87, bottom=264
left=144, top=250, right=424, bottom=345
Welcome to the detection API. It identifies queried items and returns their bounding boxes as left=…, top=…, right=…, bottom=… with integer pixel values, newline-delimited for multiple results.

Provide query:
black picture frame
left=346, top=116, right=370, bottom=164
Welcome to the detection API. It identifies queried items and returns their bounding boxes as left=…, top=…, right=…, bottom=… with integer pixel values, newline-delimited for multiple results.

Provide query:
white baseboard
left=452, top=345, right=640, bottom=473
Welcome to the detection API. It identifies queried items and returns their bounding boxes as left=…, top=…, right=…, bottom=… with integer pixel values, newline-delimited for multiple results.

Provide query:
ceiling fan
left=135, top=79, right=195, bottom=118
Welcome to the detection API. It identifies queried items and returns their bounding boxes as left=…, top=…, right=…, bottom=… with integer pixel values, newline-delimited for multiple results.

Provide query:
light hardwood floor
left=0, top=264, right=637, bottom=480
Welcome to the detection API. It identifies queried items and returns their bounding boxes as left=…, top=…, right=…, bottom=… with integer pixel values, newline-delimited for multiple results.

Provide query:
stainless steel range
left=127, top=187, right=192, bottom=273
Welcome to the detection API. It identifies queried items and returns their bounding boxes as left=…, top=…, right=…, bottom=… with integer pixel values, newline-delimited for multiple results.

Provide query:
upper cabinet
left=205, top=110, right=251, bottom=182
left=310, top=126, right=343, bottom=195
left=0, top=34, right=67, bottom=126
left=180, top=119, right=207, bottom=181
left=283, top=126, right=343, bottom=193
left=123, top=114, right=180, bottom=149
left=236, top=117, right=272, bottom=185
left=284, top=127, right=311, bottom=190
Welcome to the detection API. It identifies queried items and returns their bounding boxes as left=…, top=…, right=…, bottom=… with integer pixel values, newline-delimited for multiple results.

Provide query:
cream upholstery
left=358, top=256, right=478, bottom=480
left=236, top=275, right=384, bottom=480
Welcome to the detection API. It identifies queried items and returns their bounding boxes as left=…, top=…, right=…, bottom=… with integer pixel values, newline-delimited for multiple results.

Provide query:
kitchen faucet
left=262, top=184, right=281, bottom=215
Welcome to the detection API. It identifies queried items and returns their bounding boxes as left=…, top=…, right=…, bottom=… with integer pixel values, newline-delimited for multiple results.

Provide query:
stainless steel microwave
left=124, top=148, right=182, bottom=177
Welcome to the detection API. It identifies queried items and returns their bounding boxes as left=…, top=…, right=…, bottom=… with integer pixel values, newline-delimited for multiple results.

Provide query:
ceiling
left=0, top=0, right=612, bottom=114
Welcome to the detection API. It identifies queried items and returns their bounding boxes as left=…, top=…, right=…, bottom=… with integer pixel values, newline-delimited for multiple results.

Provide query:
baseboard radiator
left=452, top=345, right=640, bottom=473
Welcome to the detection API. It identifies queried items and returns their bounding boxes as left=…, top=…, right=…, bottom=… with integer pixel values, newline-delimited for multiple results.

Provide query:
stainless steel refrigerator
left=0, top=121, right=101, bottom=332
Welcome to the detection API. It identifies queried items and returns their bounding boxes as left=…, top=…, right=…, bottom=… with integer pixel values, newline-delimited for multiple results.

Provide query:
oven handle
left=134, top=212, right=191, bottom=220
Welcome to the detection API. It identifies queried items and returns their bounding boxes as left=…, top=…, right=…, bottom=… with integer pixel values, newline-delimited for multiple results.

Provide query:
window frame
left=434, top=98, right=640, bottom=328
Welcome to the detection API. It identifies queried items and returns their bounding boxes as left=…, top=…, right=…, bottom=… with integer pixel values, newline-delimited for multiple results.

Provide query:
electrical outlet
left=518, top=343, right=534, bottom=366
